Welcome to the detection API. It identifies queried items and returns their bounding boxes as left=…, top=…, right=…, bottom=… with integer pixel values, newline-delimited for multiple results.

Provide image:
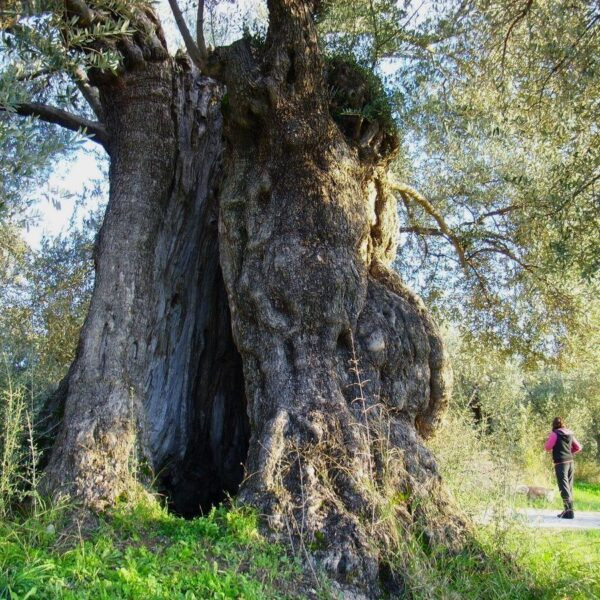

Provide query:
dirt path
left=517, top=509, right=600, bottom=530
left=477, top=508, right=600, bottom=530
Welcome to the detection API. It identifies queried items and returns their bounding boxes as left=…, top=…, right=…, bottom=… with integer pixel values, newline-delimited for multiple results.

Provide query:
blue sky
left=22, top=144, right=105, bottom=248
left=20, top=0, right=265, bottom=249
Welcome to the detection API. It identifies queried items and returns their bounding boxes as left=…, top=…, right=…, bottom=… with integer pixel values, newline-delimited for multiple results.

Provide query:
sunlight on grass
left=1, top=492, right=599, bottom=599
left=513, top=482, right=600, bottom=512
left=0, top=498, right=305, bottom=600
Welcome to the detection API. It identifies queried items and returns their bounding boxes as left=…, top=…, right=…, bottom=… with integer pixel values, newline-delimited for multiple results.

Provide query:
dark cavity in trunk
left=157, top=278, right=250, bottom=518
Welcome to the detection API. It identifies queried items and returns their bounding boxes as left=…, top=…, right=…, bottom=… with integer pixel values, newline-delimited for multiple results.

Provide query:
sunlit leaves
left=320, top=0, right=599, bottom=356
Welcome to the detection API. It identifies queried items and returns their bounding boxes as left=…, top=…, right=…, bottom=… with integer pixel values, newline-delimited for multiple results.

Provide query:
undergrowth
left=2, top=494, right=598, bottom=599
left=1, top=351, right=599, bottom=599
left=0, top=497, right=307, bottom=600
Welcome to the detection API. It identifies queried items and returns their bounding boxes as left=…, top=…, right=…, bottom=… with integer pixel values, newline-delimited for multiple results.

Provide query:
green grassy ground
left=1, top=490, right=599, bottom=599
left=475, top=527, right=600, bottom=600
left=395, top=521, right=600, bottom=600
left=0, top=499, right=308, bottom=600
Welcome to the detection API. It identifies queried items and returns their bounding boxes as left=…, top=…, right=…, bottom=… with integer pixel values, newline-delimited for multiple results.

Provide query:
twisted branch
left=391, top=181, right=468, bottom=270
left=2, top=102, right=109, bottom=149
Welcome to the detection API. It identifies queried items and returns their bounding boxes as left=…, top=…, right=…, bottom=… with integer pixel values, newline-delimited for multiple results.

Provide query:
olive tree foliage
left=0, top=0, right=108, bottom=390
left=0, top=204, right=101, bottom=394
left=0, top=0, right=105, bottom=312
left=319, top=0, right=600, bottom=358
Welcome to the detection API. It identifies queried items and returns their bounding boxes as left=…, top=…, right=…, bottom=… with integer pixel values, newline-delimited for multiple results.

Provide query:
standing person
left=544, top=417, right=582, bottom=519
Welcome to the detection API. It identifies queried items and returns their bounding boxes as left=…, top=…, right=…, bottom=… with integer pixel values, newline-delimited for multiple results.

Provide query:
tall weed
left=0, top=361, right=40, bottom=519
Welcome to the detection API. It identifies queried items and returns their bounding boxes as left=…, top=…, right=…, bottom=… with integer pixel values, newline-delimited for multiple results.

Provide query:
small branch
left=501, top=0, right=533, bottom=69
left=462, top=204, right=522, bottom=227
left=196, top=0, right=207, bottom=57
left=391, top=181, right=468, bottom=270
left=71, top=66, right=104, bottom=120
left=3, top=102, right=109, bottom=149
left=167, top=0, right=207, bottom=69
left=15, top=68, right=54, bottom=82
left=535, top=14, right=600, bottom=103
left=572, top=170, right=600, bottom=200
left=467, top=242, right=535, bottom=272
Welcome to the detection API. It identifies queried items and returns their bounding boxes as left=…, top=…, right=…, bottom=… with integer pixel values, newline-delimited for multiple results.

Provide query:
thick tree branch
left=167, top=0, right=206, bottom=69
left=391, top=181, right=468, bottom=270
left=3, top=102, right=109, bottom=149
left=65, top=0, right=96, bottom=26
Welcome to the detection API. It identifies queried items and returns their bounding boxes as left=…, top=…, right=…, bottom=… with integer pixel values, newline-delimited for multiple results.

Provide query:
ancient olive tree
left=1, top=0, right=463, bottom=595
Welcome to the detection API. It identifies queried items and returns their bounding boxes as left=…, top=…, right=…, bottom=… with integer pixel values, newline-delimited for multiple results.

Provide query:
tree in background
left=0, top=204, right=100, bottom=393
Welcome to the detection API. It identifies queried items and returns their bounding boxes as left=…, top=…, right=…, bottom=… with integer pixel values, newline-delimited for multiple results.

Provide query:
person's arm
left=544, top=431, right=557, bottom=452
left=571, top=437, right=583, bottom=454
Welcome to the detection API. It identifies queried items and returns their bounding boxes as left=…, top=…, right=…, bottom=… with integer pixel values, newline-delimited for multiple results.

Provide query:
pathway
left=477, top=508, right=600, bottom=529
left=518, top=508, right=600, bottom=530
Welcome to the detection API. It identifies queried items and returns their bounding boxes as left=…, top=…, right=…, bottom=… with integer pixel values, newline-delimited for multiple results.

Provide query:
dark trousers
left=555, top=461, right=574, bottom=511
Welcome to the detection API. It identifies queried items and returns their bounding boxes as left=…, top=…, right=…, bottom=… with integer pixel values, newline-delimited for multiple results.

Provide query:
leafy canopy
left=0, top=0, right=598, bottom=361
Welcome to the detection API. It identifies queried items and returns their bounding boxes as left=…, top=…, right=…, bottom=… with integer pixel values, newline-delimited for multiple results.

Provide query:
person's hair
left=552, top=416, right=565, bottom=430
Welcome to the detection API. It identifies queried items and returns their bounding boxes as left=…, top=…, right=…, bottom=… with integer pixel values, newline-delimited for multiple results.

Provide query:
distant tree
left=0, top=205, right=100, bottom=393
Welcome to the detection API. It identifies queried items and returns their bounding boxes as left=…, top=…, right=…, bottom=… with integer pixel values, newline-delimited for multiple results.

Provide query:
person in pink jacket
left=544, top=416, right=582, bottom=519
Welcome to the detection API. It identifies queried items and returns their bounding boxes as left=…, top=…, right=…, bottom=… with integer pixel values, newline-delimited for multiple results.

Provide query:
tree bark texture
left=42, top=1, right=465, bottom=596
left=42, top=35, right=248, bottom=517
left=213, top=1, right=462, bottom=596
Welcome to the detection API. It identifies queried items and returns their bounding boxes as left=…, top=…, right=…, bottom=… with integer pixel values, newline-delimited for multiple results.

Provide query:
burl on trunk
left=214, top=0, right=461, bottom=594
left=41, top=0, right=464, bottom=596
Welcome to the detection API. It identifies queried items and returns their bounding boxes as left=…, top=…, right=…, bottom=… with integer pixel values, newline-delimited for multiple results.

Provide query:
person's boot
left=564, top=500, right=574, bottom=519
left=558, top=500, right=574, bottom=519
left=558, top=502, right=566, bottom=517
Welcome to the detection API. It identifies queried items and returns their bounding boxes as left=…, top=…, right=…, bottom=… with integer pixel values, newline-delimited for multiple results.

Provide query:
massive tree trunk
left=211, top=2, right=462, bottom=595
left=42, top=1, right=464, bottom=596
left=42, top=31, right=248, bottom=517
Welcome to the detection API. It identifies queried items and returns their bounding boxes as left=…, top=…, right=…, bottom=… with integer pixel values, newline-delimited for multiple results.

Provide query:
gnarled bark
left=42, top=35, right=248, bottom=516
left=40, top=1, right=465, bottom=596
left=213, top=1, right=462, bottom=596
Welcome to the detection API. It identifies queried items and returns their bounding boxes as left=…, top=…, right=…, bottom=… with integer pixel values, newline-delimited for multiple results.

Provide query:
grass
left=571, top=482, right=600, bottom=511
left=0, top=498, right=308, bottom=600
left=385, top=517, right=600, bottom=600
left=474, top=526, right=600, bottom=600
left=523, top=529, right=600, bottom=599
left=0, top=493, right=598, bottom=599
